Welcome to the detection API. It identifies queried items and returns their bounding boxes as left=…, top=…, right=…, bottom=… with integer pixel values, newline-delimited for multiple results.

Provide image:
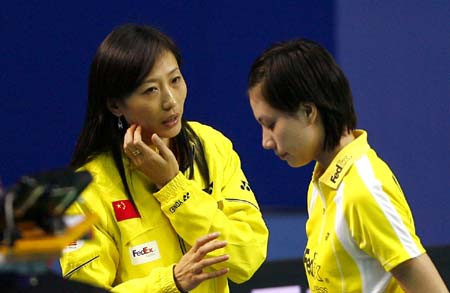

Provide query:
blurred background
left=1, top=0, right=449, bottom=291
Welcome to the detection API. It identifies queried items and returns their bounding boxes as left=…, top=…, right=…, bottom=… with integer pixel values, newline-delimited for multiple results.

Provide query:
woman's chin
left=287, top=158, right=310, bottom=168
left=155, top=125, right=182, bottom=141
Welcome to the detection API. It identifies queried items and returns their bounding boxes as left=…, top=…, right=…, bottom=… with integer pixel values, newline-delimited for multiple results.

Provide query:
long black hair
left=248, top=39, right=357, bottom=152
left=72, top=24, right=209, bottom=204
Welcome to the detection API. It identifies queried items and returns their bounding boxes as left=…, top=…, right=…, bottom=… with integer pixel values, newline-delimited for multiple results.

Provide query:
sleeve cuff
left=153, top=172, right=190, bottom=204
left=159, top=264, right=182, bottom=293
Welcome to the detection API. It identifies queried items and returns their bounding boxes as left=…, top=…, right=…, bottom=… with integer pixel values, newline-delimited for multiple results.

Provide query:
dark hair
left=248, top=39, right=357, bottom=151
left=72, top=24, right=209, bottom=205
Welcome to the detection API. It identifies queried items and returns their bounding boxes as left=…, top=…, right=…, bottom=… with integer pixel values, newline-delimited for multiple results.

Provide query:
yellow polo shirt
left=304, top=130, right=425, bottom=292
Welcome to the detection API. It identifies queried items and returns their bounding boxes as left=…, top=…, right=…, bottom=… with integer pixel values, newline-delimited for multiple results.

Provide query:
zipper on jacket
left=224, top=198, right=259, bottom=210
left=177, top=235, right=187, bottom=254
left=64, top=255, right=99, bottom=279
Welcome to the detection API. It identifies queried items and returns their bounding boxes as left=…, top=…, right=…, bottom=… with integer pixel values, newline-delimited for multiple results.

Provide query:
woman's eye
left=172, top=76, right=181, bottom=84
left=144, top=87, right=158, bottom=94
left=267, top=122, right=275, bottom=130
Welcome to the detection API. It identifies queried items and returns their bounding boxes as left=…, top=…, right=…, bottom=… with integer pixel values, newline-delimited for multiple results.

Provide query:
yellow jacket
left=60, top=121, right=268, bottom=292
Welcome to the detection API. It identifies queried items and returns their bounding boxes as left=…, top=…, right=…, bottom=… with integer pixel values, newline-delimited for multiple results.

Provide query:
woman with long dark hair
left=60, top=24, right=268, bottom=293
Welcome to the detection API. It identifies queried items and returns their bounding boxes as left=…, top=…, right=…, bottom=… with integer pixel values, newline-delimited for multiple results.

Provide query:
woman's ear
left=302, top=103, right=318, bottom=124
left=304, top=104, right=312, bottom=117
left=107, top=99, right=123, bottom=117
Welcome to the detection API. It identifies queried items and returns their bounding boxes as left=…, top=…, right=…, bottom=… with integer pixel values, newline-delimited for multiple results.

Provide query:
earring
left=118, top=116, right=123, bottom=130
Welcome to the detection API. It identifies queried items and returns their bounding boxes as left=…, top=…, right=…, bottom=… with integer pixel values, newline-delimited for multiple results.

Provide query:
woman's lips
left=163, top=114, right=179, bottom=128
left=278, top=152, right=288, bottom=160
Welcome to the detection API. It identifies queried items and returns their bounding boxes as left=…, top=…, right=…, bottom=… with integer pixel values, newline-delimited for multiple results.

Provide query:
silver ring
left=132, top=149, right=141, bottom=156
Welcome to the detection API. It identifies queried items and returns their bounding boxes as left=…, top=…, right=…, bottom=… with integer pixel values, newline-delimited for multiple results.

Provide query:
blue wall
left=1, top=1, right=334, bottom=211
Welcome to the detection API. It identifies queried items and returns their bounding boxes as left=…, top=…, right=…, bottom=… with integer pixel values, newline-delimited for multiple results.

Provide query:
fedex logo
left=132, top=246, right=154, bottom=257
left=330, top=155, right=351, bottom=184
left=129, top=241, right=160, bottom=265
left=330, top=164, right=343, bottom=183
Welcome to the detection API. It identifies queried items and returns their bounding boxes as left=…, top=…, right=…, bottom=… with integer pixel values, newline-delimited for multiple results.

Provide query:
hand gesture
left=123, top=125, right=179, bottom=188
left=174, top=232, right=229, bottom=292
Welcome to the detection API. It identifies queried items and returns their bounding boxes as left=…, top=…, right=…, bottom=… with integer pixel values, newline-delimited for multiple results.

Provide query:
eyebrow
left=142, top=68, right=180, bottom=84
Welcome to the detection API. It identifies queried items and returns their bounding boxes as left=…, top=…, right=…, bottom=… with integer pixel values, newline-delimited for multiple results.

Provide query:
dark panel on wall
left=336, top=1, right=450, bottom=246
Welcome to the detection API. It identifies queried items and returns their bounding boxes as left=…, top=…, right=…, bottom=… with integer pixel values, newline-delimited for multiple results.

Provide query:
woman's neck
left=317, top=130, right=355, bottom=169
left=143, top=136, right=171, bottom=148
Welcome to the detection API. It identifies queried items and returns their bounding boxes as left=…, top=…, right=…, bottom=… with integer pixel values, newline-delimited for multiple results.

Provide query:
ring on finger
left=132, top=149, right=141, bottom=156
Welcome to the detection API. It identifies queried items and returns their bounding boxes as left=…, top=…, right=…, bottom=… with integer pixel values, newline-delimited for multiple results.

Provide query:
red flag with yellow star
left=112, top=200, right=140, bottom=221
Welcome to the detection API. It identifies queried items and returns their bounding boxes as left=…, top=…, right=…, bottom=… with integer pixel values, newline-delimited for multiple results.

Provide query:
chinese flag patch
left=112, top=200, right=140, bottom=221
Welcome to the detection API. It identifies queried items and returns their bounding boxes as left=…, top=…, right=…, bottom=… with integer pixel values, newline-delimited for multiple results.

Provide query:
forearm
left=155, top=173, right=268, bottom=282
left=208, top=208, right=268, bottom=283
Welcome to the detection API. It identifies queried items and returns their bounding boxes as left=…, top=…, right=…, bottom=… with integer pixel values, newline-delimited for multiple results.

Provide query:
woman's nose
left=162, top=88, right=176, bottom=110
left=262, top=130, right=274, bottom=150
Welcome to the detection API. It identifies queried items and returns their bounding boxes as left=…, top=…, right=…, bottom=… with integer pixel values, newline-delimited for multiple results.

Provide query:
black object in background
left=0, top=168, right=106, bottom=292
left=0, top=169, right=91, bottom=239
left=0, top=272, right=108, bottom=293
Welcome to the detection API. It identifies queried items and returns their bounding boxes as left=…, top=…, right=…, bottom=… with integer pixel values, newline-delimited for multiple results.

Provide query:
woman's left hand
left=123, top=124, right=179, bottom=188
left=173, top=232, right=229, bottom=292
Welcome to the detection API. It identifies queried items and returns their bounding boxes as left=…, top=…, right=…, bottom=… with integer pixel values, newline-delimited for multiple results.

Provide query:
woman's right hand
left=123, top=124, right=179, bottom=188
left=173, top=232, right=229, bottom=292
